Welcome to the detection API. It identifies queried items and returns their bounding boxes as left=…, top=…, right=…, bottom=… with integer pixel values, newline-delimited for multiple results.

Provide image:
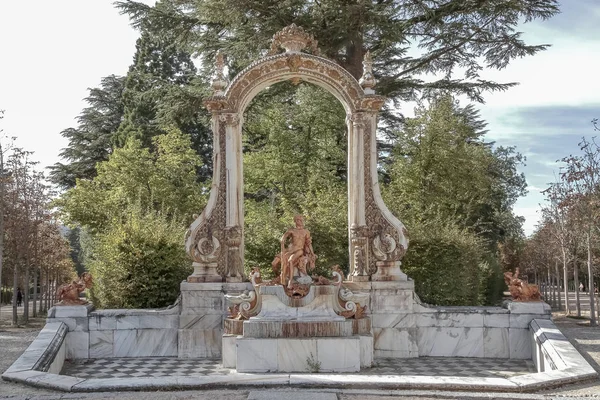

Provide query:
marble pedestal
left=178, top=281, right=251, bottom=358
left=224, top=283, right=373, bottom=372
left=236, top=336, right=361, bottom=372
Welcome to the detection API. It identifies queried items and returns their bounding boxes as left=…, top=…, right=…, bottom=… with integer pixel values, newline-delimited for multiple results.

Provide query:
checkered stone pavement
left=62, top=357, right=232, bottom=379
left=61, top=357, right=535, bottom=379
left=364, top=357, right=536, bottom=378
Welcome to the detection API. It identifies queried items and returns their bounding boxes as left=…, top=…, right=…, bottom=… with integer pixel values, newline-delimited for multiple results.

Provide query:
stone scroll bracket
left=348, top=110, right=409, bottom=282
left=185, top=105, right=229, bottom=283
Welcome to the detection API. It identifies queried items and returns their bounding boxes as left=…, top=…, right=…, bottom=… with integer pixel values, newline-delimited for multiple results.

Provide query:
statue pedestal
left=351, top=275, right=370, bottom=282
left=187, top=262, right=222, bottom=283
left=371, top=261, right=407, bottom=281
left=178, top=281, right=251, bottom=358
left=223, top=284, right=372, bottom=372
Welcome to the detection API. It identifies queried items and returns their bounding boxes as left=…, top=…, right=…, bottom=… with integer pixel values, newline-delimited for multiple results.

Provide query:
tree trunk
left=587, top=232, right=596, bottom=326
left=12, top=264, right=18, bottom=325
left=0, top=143, right=5, bottom=323
left=574, top=257, right=581, bottom=317
left=563, top=252, right=570, bottom=315
left=550, top=269, right=556, bottom=309
left=44, top=271, right=49, bottom=312
left=555, top=260, right=562, bottom=311
left=23, top=264, right=29, bottom=323
left=32, top=267, right=37, bottom=318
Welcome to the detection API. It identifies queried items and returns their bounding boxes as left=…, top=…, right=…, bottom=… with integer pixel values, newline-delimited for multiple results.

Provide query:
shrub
left=87, top=205, right=191, bottom=309
left=402, top=220, right=491, bottom=306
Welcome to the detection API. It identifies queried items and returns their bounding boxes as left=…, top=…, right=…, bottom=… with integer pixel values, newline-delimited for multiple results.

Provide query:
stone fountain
left=221, top=216, right=371, bottom=372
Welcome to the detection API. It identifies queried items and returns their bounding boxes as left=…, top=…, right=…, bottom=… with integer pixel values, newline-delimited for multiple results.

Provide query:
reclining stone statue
left=504, top=268, right=541, bottom=302
left=56, top=272, right=93, bottom=306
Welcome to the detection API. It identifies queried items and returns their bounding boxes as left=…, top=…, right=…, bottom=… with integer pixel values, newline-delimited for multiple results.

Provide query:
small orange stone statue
left=277, top=215, right=317, bottom=289
left=56, top=272, right=93, bottom=306
left=504, top=268, right=541, bottom=302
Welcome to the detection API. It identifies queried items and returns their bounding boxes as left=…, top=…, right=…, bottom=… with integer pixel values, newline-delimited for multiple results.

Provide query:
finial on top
left=269, top=23, right=319, bottom=55
left=211, top=50, right=228, bottom=95
left=359, top=50, right=376, bottom=94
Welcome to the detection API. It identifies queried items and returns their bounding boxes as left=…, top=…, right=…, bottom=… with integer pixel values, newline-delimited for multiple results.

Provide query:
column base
left=371, top=261, right=407, bottom=281
left=187, top=262, right=222, bottom=283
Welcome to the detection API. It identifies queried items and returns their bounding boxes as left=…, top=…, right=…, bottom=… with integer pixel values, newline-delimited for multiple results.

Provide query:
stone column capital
left=218, top=112, right=242, bottom=127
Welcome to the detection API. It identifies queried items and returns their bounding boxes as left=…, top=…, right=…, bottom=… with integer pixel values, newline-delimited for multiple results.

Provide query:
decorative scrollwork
left=269, top=23, right=320, bottom=55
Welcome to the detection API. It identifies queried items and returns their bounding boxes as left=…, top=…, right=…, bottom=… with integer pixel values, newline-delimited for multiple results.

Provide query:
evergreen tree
left=56, top=129, right=206, bottom=307
left=117, top=0, right=559, bottom=123
left=49, top=75, right=125, bottom=189
left=383, top=95, right=527, bottom=304
left=115, top=26, right=213, bottom=181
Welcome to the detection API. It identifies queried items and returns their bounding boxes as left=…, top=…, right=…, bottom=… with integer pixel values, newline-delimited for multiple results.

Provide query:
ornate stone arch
left=185, top=24, right=409, bottom=283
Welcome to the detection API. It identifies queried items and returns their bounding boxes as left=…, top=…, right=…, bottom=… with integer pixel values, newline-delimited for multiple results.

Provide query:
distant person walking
left=580, top=282, right=584, bottom=293
left=16, top=288, right=22, bottom=307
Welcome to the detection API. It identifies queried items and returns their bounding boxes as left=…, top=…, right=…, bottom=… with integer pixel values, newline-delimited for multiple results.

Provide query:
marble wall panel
left=277, top=338, right=317, bottom=371
left=506, top=302, right=551, bottom=314
left=182, top=291, right=223, bottom=310
left=222, top=334, right=238, bottom=368
left=371, top=313, right=415, bottom=328
left=509, top=328, right=531, bottom=359
left=509, top=313, right=551, bottom=329
left=370, top=280, right=415, bottom=290
left=373, top=327, right=418, bottom=355
left=483, top=313, right=510, bottom=328
left=65, top=332, right=89, bottom=360
left=115, top=316, right=140, bottom=330
left=417, top=327, right=484, bottom=357
left=370, top=290, right=413, bottom=313
left=483, top=328, right=509, bottom=358
left=113, top=329, right=177, bottom=357
left=51, top=305, right=93, bottom=318
left=359, top=335, right=373, bottom=367
left=237, top=338, right=278, bottom=372
left=316, top=337, right=360, bottom=372
left=48, top=317, right=89, bottom=332
left=417, top=312, right=484, bottom=328
left=137, top=315, right=179, bottom=329
left=179, top=314, right=223, bottom=330
left=48, top=341, right=66, bottom=375
left=178, top=329, right=221, bottom=358
left=89, top=331, right=114, bottom=358
left=89, top=315, right=117, bottom=331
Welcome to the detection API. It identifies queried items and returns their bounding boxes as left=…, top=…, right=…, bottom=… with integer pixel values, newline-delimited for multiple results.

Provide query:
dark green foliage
left=66, top=227, right=85, bottom=276
left=384, top=95, right=526, bottom=305
left=87, top=205, right=191, bottom=308
left=49, top=75, right=126, bottom=189
left=243, top=83, right=349, bottom=276
left=115, top=28, right=214, bottom=181
left=116, top=0, right=559, bottom=126
left=402, top=220, right=490, bottom=306
left=58, top=130, right=205, bottom=308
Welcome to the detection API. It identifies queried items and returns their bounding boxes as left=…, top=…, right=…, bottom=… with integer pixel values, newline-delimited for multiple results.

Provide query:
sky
left=0, top=1, right=599, bottom=236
